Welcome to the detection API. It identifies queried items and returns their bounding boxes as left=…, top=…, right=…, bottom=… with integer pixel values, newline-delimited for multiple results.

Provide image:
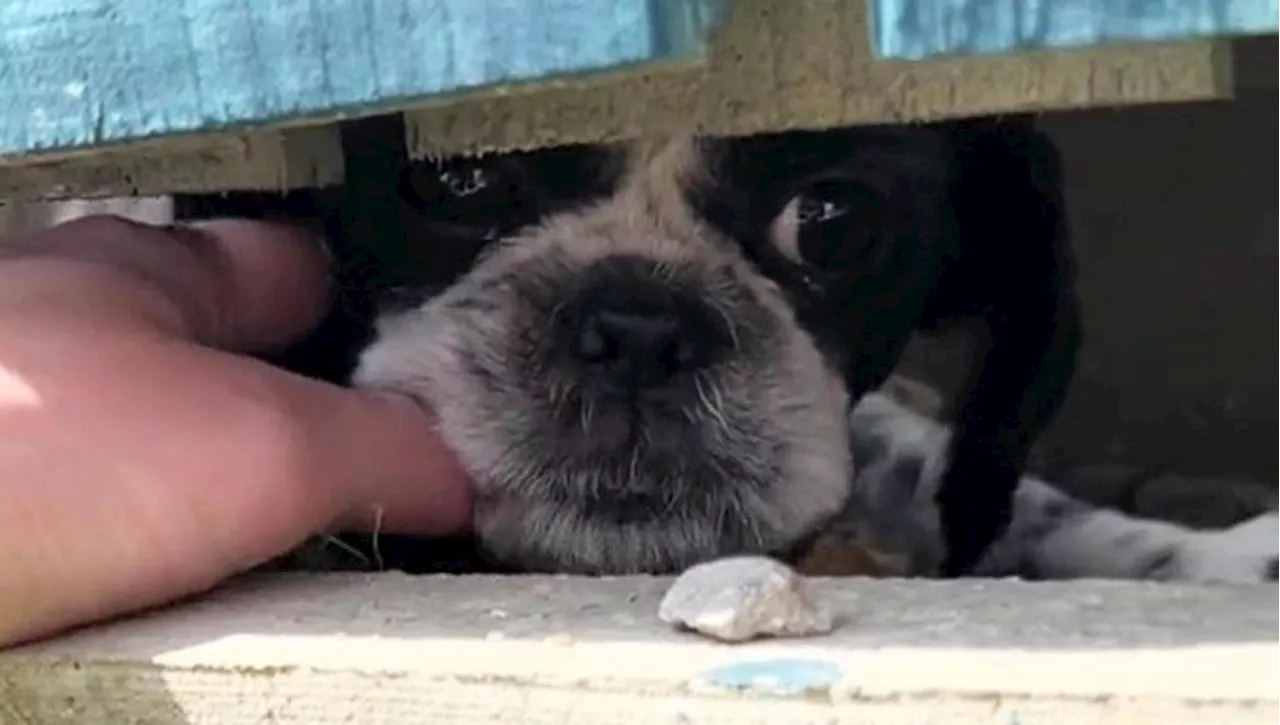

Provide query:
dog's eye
left=438, top=167, right=492, bottom=198
left=400, top=158, right=535, bottom=236
left=796, top=195, right=849, bottom=226
left=772, top=178, right=886, bottom=274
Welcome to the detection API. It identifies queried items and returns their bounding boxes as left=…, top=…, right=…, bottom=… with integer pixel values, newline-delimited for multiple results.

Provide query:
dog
left=172, top=115, right=1274, bottom=582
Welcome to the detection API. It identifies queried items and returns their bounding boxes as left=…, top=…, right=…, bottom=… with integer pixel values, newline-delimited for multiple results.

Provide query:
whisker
left=694, top=374, right=731, bottom=432
left=628, top=447, right=642, bottom=489
left=707, top=297, right=742, bottom=352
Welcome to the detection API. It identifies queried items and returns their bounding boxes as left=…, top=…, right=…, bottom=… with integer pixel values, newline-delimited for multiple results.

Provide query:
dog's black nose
left=573, top=286, right=711, bottom=388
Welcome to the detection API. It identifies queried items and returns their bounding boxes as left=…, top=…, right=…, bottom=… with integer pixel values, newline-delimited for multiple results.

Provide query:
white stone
left=657, top=555, right=835, bottom=642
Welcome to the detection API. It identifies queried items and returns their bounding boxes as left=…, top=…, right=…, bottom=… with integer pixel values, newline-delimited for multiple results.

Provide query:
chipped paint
left=698, top=657, right=843, bottom=696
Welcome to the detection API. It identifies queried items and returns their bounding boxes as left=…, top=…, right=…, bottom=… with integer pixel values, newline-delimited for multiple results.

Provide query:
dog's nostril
left=580, top=309, right=679, bottom=360
left=575, top=305, right=704, bottom=386
left=576, top=320, right=612, bottom=362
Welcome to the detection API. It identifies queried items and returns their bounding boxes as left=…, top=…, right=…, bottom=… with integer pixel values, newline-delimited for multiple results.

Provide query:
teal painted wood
left=871, top=0, right=1279, bottom=60
left=0, top=0, right=725, bottom=158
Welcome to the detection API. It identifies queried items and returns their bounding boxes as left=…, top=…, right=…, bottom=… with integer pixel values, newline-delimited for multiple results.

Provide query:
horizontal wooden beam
left=0, top=0, right=1248, bottom=201
left=870, top=0, right=1277, bottom=60
left=0, top=126, right=344, bottom=202
left=0, top=0, right=724, bottom=160
left=406, top=0, right=1238, bottom=157
left=1, top=573, right=1275, bottom=724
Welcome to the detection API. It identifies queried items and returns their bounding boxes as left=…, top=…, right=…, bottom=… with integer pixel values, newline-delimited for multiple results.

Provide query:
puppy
left=177, top=115, right=1082, bottom=576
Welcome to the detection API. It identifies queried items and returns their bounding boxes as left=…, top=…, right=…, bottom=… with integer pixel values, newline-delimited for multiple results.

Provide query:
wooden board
left=405, top=0, right=1238, bottom=156
left=0, top=126, right=344, bottom=201
left=0, top=0, right=724, bottom=160
left=869, top=0, right=1278, bottom=60
left=1, top=573, right=1276, bottom=724
left=0, top=0, right=1251, bottom=201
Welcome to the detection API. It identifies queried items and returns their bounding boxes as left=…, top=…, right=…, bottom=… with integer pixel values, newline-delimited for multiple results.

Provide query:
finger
left=0, top=333, right=469, bottom=646
left=183, top=218, right=333, bottom=352
left=3, top=214, right=332, bottom=352
left=268, top=373, right=474, bottom=537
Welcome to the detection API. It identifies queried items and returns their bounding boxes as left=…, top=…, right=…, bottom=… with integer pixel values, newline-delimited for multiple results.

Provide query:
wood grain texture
left=0, top=0, right=725, bottom=159
left=871, top=0, right=1278, bottom=60
left=0, top=126, right=344, bottom=201
left=405, top=0, right=1236, bottom=157
left=0, top=0, right=1240, bottom=198
left=1, top=573, right=1276, bottom=724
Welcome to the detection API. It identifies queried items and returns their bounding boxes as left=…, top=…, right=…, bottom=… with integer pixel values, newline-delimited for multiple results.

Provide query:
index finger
left=185, top=218, right=335, bottom=351
left=2, top=215, right=333, bottom=352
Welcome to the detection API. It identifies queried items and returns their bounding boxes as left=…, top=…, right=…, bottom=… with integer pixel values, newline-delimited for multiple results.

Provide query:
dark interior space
left=900, top=43, right=1278, bottom=523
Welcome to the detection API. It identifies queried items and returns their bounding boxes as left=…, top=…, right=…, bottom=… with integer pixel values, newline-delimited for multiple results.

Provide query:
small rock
left=658, top=556, right=835, bottom=643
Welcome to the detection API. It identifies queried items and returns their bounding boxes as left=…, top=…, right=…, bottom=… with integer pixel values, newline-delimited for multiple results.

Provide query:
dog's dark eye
left=400, top=158, right=535, bottom=238
left=771, top=178, right=886, bottom=275
left=438, top=167, right=492, bottom=198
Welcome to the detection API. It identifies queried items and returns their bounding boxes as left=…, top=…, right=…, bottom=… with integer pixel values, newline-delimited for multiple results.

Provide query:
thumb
left=186, top=220, right=474, bottom=533
left=278, top=378, right=475, bottom=537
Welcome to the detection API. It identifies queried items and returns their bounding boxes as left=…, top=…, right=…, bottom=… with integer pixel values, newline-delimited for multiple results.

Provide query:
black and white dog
left=175, top=115, right=1278, bottom=582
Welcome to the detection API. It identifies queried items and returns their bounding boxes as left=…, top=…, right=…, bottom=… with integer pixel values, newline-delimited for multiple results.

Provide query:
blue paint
left=0, top=0, right=725, bottom=158
left=700, top=658, right=843, bottom=696
left=871, top=0, right=1279, bottom=61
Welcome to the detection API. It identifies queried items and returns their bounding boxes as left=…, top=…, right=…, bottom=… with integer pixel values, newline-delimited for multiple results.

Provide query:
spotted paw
left=1171, top=512, right=1279, bottom=583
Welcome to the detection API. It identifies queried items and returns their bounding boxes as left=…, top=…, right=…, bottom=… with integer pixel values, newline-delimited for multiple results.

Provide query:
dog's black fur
left=174, top=113, right=1081, bottom=576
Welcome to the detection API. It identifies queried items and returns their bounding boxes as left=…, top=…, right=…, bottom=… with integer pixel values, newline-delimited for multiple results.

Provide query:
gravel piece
left=658, top=556, right=835, bottom=642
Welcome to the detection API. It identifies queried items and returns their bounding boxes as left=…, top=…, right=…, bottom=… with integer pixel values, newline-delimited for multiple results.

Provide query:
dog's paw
left=1169, top=511, right=1279, bottom=583
left=792, top=531, right=914, bottom=578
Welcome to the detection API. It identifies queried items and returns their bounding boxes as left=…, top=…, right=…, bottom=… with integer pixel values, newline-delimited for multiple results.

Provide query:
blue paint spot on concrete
left=700, top=658, right=843, bottom=696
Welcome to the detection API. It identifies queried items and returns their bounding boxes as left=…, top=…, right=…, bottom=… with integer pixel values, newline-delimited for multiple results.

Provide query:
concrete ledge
left=1, top=573, right=1275, bottom=724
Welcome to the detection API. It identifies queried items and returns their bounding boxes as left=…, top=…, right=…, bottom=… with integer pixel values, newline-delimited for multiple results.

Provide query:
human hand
left=0, top=215, right=470, bottom=647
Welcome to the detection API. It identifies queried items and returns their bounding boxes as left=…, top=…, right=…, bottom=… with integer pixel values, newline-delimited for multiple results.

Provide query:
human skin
left=0, top=215, right=471, bottom=647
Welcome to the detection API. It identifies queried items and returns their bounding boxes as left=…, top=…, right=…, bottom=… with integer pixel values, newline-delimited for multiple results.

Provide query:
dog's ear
left=922, top=118, right=1083, bottom=576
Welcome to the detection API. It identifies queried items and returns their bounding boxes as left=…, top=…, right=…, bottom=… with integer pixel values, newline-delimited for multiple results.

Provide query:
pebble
left=658, top=556, right=835, bottom=643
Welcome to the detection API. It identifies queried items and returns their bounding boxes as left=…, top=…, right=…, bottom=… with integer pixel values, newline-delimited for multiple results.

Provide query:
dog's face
left=351, top=128, right=955, bottom=574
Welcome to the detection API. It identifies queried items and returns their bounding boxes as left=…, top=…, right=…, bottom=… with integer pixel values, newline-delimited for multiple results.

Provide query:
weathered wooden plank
left=0, top=0, right=1248, bottom=199
left=0, top=0, right=725, bottom=159
left=869, top=0, right=1278, bottom=61
left=1, top=574, right=1276, bottom=724
left=0, top=125, right=344, bottom=201
left=405, top=0, right=1237, bottom=157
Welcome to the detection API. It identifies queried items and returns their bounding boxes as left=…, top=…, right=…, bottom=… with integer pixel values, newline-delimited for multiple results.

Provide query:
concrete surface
left=1, top=573, right=1276, bottom=724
